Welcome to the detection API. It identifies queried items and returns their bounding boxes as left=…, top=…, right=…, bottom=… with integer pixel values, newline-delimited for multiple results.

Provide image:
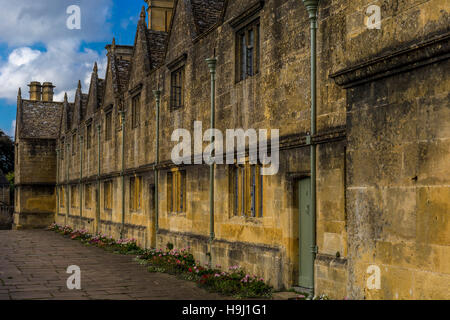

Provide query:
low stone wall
left=157, top=229, right=284, bottom=290
left=13, top=211, right=54, bottom=229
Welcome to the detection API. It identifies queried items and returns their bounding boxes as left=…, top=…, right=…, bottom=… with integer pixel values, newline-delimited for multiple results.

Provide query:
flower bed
left=137, top=248, right=272, bottom=298
left=47, top=223, right=143, bottom=255
left=47, top=223, right=273, bottom=298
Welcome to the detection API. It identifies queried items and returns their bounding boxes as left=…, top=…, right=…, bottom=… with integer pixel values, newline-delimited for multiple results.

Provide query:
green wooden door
left=298, top=178, right=314, bottom=288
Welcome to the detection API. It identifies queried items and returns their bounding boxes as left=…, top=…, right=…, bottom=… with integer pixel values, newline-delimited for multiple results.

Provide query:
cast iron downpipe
left=153, top=90, right=161, bottom=236
left=56, top=148, right=59, bottom=218
left=79, top=135, right=83, bottom=217
left=96, top=124, right=101, bottom=233
left=120, top=111, right=126, bottom=239
left=66, top=142, right=70, bottom=224
left=302, top=0, right=319, bottom=294
left=206, top=57, right=217, bottom=245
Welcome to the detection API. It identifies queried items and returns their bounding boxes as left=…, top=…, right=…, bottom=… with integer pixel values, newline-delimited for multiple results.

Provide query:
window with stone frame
left=231, top=163, right=263, bottom=217
left=167, top=169, right=186, bottom=213
left=129, top=176, right=142, bottom=211
left=85, top=184, right=92, bottom=209
left=86, top=124, right=92, bottom=149
left=105, top=111, right=112, bottom=141
left=104, top=181, right=113, bottom=210
left=132, top=93, right=141, bottom=128
left=170, top=66, right=184, bottom=110
left=236, top=19, right=260, bottom=82
left=70, top=185, right=78, bottom=208
left=72, top=133, right=77, bottom=155
left=60, top=186, right=65, bottom=208
left=61, top=140, right=65, bottom=159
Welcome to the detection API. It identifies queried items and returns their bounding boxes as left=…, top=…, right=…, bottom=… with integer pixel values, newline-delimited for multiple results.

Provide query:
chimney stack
left=42, top=82, right=55, bottom=102
left=145, top=0, right=174, bottom=32
left=28, top=81, right=42, bottom=101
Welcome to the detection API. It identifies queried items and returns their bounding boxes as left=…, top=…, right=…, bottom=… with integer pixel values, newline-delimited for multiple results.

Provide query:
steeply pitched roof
left=190, top=0, right=226, bottom=34
left=115, top=58, right=132, bottom=94
left=19, top=100, right=63, bottom=139
left=147, top=30, right=168, bottom=68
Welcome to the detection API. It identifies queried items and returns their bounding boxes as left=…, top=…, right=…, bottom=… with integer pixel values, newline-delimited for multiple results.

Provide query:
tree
left=0, top=129, right=14, bottom=174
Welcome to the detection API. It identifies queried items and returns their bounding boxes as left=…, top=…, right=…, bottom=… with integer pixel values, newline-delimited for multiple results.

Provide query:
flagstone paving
left=0, top=230, right=223, bottom=300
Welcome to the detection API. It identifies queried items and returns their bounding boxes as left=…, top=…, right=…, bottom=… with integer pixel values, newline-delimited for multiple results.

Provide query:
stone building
left=14, top=0, right=449, bottom=299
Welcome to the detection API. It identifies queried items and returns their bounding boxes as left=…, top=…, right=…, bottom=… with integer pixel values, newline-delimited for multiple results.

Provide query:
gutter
left=96, top=124, right=101, bottom=233
left=153, top=90, right=161, bottom=240
left=206, top=57, right=217, bottom=243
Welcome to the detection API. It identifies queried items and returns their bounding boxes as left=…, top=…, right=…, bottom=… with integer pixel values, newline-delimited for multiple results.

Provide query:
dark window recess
left=170, top=67, right=184, bottom=110
left=105, top=112, right=112, bottom=141
left=72, top=134, right=76, bottom=155
left=86, top=124, right=92, bottom=149
left=61, top=141, right=65, bottom=159
left=236, top=20, right=260, bottom=82
left=132, top=94, right=140, bottom=128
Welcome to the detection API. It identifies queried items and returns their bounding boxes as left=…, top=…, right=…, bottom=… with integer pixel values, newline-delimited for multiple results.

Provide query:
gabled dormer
left=61, top=92, right=73, bottom=133
left=103, top=38, right=133, bottom=111
left=164, top=0, right=226, bottom=60
left=128, top=6, right=169, bottom=91
left=71, top=81, right=83, bottom=127
left=128, top=7, right=153, bottom=86
left=85, top=62, right=105, bottom=116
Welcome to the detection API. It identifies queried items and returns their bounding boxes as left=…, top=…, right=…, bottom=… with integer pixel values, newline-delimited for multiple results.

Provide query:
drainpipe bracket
left=306, top=134, right=312, bottom=145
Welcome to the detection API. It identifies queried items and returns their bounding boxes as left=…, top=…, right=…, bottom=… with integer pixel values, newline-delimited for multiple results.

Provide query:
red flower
left=188, top=268, right=193, bottom=272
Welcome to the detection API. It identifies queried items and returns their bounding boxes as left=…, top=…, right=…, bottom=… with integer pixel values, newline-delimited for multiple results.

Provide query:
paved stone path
left=0, top=230, right=223, bottom=300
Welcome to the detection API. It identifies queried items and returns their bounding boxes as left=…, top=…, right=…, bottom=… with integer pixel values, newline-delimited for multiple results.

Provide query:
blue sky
left=0, top=0, right=146, bottom=138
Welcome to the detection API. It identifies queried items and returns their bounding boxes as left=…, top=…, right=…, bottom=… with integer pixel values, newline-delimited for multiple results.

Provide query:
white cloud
left=0, top=0, right=112, bottom=46
left=0, top=40, right=107, bottom=103
left=8, top=48, right=41, bottom=66
left=8, top=120, right=16, bottom=138
left=0, top=0, right=113, bottom=103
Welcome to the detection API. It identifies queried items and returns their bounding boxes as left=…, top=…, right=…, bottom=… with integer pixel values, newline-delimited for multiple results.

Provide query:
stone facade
left=14, top=0, right=449, bottom=299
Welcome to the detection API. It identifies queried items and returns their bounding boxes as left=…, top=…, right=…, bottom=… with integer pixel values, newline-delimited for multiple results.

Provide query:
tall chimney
left=28, top=81, right=42, bottom=101
left=42, top=82, right=55, bottom=102
left=145, top=0, right=174, bottom=32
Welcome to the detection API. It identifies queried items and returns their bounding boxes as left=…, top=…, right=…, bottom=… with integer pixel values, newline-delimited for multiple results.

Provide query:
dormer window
left=170, top=67, right=184, bottom=110
left=105, top=111, right=112, bottom=141
left=236, top=20, right=260, bottom=82
left=86, top=124, right=92, bottom=149
left=132, top=93, right=141, bottom=128
left=72, top=133, right=76, bottom=155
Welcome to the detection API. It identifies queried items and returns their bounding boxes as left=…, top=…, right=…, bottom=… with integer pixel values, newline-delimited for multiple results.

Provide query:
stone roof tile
left=190, top=0, right=225, bottom=34
left=146, top=30, right=168, bottom=68
left=20, top=100, right=63, bottom=139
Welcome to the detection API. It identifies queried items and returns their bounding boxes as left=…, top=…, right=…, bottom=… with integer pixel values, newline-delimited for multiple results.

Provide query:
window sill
left=229, top=215, right=263, bottom=224
left=168, top=211, right=187, bottom=217
left=170, top=106, right=184, bottom=112
left=235, top=72, right=260, bottom=84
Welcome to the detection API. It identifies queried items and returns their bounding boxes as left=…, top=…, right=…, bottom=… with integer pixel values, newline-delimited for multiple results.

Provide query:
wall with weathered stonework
left=328, top=0, right=449, bottom=300
left=19, top=0, right=450, bottom=299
